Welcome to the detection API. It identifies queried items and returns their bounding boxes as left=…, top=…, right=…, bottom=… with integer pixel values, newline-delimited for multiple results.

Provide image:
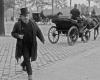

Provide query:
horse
left=40, top=11, right=48, bottom=24
left=82, top=15, right=100, bottom=40
left=46, top=12, right=63, bottom=20
left=93, top=15, right=100, bottom=40
left=40, top=11, right=63, bottom=24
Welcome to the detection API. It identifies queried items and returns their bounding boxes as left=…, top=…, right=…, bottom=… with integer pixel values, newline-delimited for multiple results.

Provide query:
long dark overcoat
left=11, top=19, right=45, bottom=62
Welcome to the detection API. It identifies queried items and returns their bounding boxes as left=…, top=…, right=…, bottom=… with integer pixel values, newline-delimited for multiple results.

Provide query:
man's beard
left=22, top=19, right=29, bottom=24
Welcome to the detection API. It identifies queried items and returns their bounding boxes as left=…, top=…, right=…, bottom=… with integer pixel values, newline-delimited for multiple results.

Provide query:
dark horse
left=46, top=12, right=63, bottom=20
left=40, top=11, right=63, bottom=24
left=84, top=15, right=100, bottom=40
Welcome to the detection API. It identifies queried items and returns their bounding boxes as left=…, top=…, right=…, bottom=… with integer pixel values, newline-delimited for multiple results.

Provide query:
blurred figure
left=11, top=16, right=14, bottom=21
left=91, top=8, right=96, bottom=17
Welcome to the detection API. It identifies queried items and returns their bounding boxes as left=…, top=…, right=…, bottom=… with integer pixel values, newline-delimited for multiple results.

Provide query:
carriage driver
left=70, top=4, right=80, bottom=20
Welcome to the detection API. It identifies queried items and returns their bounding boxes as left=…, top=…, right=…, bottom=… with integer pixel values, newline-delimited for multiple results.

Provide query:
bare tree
left=93, top=0, right=100, bottom=3
left=93, top=0, right=100, bottom=6
left=70, top=0, right=72, bottom=9
left=55, top=0, right=68, bottom=9
left=4, top=0, right=15, bottom=21
left=29, top=0, right=52, bottom=12
left=0, top=0, right=5, bottom=35
left=4, top=0, right=15, bottom=10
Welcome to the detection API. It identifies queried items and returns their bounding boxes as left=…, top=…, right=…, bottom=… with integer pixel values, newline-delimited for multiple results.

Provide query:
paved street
left=0, top=21, right=100, bottom=80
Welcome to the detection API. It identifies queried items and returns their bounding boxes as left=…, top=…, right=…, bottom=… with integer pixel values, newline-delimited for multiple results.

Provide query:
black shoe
left=94, top=37, right=96, bottom=40
left=20, top=63, right=26, bottom=71
left=81, top=38, right=84, bottom=41
left=28, top=75, right=32, bottom=80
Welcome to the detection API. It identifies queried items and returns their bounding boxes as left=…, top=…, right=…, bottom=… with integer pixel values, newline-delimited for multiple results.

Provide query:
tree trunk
left=12, top=0, right=15, bottom=21
left=12, top=7, right=14, bottom=21
left=52, top=0, right=54, bottom=15
left=0, top=0, right=5, bottom=36
left=88, top=0, right=91, bottom=14
left=25, top=0, right=26, bottom=7
left=70, top=0, right=72, bottom=10
left=37, top=6, right=39, bottom=12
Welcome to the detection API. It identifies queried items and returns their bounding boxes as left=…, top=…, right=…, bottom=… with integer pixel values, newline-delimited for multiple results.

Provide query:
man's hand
left=18, top=34, right=24, bottom=39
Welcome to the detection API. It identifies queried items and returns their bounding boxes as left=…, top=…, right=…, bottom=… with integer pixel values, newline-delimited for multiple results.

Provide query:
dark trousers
left=21, top=45, right=32, bottom=75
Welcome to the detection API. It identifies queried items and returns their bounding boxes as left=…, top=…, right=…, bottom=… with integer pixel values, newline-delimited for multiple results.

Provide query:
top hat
left=20, top=7, right=29, bottom=16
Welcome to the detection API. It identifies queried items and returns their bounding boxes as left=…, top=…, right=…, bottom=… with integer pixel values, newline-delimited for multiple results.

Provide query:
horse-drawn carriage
left=32, top=12, right=51, bottom=24
left=48, top=16, right=99, bottom=46
left=32, top=11, right=63, bottom=24
left=32, top=12, right=41, bottom=22
left=40, top=11, right=63, bottom=24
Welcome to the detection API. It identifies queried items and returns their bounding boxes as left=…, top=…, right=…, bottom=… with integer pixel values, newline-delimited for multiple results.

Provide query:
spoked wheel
left=67, top=26, right=79, bottom=46
left=82, top=30, right=90, bottom=43
left=48, top=26, right=59, bottom=44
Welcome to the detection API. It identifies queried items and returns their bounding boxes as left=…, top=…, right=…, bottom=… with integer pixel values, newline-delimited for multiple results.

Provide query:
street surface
left=0, top=21, right=100, bottom=80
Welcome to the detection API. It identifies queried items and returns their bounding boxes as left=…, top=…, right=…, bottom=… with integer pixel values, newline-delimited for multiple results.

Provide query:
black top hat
left=20, top=7, right=29, bottom=16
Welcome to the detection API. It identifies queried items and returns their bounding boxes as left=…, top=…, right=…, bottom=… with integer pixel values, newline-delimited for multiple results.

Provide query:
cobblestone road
left=0, top=21, right=100, bottom=80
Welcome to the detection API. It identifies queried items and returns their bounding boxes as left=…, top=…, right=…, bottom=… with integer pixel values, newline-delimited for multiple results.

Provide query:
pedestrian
left=11, top=7, right=45, bottom=80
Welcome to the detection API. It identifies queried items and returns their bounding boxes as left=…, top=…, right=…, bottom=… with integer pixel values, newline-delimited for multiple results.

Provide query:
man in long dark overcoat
left=11, top=8, right=45, bottom=80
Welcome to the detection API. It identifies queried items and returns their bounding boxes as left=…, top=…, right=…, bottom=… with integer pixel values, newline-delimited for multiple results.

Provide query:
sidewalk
left=32, top=45, right=100, bottom=80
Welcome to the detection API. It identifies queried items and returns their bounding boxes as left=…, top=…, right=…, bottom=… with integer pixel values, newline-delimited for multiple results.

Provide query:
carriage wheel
left=82, top=30, right=90, bottom=43
left=67, top=26, right=79, bottom=46
left=48, top=26, right=59, bottom=44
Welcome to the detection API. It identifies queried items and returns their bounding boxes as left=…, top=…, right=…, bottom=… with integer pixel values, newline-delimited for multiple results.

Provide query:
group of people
left=11, top=5, right=98, bottom=80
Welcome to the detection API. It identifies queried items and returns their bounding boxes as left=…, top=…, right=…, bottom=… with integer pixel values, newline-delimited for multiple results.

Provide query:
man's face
left=20, top=14, right=30, bottom=24
left=74, top=4, right=77, bottom=9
